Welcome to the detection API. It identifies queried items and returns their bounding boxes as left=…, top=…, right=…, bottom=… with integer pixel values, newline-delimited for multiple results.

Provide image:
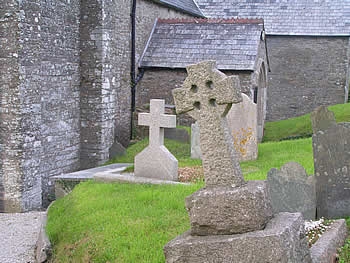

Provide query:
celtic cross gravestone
left=164, top=61, right=311, bottom=263
left=173, top=60, right=244, bottom=187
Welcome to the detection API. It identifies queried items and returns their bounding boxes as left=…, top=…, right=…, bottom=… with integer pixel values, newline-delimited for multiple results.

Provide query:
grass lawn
left=263, top=103, right=350, bottom=142
left=46, top=137, right=316, bottom=263
left=47, top=103, right=350, bottom=262
left=47, top=182, right=202, bottom=263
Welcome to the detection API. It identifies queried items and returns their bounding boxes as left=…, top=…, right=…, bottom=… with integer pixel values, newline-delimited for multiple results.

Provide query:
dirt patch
left=178, top=166, right=204, bottom=183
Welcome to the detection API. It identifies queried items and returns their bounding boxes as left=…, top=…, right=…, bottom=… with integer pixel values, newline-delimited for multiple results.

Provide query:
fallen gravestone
left=164, top=61, right=311, bottom=262
left=311, top=106, right=350, bottom=218
left=191, top=93, right=258, bottom=161
left=134, top=99, right=178, bottom=181
left=267, top=162, right=316, bottom=220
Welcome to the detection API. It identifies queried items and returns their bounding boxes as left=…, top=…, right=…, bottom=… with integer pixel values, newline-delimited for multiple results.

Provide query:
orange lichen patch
left=232, top=127, right=255, bottom=157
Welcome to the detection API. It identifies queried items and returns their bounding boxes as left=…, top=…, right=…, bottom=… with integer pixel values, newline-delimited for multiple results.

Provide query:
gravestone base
left=164, top=213, right=311, bottom=263
left=186, top=181, right=273, bottom=235
left=134, top=145, right=178, bottom=181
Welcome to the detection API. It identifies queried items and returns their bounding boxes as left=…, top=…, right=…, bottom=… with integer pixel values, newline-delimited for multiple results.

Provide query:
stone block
left=311, top=107, right=350, bottom=218
left=134, top=146, right=178, bottom=181
left=310, top=219, right=348, bottom=263
left=186, top=181, right=273, bottom=235
left=164, top=212, right=311, bottom=263
left=267, top=162, right=316, bottom=220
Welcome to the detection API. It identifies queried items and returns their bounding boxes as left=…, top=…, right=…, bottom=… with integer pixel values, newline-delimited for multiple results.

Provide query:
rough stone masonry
left=0, top=0, right=191, bottom=212
left=164, top=61, right=311, bottom=262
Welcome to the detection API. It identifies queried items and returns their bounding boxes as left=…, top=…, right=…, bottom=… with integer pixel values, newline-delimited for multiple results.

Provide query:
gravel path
left=0, top=211, right=46, bottom=263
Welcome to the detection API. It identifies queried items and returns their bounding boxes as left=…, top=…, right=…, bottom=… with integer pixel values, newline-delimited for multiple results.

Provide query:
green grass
left=241, top=138, right=313, bottom=180
left=339, top=217, right=350, bottom=263
left=108, top=136, right=313, bottom=181
left=47, top=103, right=350, bottom=262
left=47, top=138, right=315, bottom=262
left=263, top=103, right=350, bottom=142
left=47, top=181, right=202, bottom=263
left=106, top=138, right=202, bottom=168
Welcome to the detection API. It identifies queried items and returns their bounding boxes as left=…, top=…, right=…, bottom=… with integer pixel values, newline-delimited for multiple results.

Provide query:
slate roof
left=139, top=18, right=264, bottom=71
left=150, top=0, right=204, bottom=17
left=195, top=0, right=350, bottom=36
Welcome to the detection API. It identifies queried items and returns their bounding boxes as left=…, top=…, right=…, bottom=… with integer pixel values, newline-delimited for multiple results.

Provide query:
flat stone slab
left=186, top=180, right=273, bottom=235
left=164, top=212, right=311, bottom=263
left=94, top=171, right=188, bottom=185
left=311, top=219, right=348, bottom=263
left=51, top=163, right=132, bottom=181
left=52, top=164, right=132, bottom=198
left=0, top=212, right=45, bottom=263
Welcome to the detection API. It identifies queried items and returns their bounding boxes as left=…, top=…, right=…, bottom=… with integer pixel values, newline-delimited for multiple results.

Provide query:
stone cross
left=173, top=61, right=244, bottom=187
left=139, top=99, right=176, bottom=147
left=134, top=99, right=178, bottom=181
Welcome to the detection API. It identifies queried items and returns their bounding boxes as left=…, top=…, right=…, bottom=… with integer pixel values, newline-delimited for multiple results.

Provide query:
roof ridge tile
left=157, top=18, right=264, bottom=25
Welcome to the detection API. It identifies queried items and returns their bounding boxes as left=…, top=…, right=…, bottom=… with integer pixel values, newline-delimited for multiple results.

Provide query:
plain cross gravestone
left=173, top=60, right=244, bottom=187
left=134, top=99, right=178, bottom=181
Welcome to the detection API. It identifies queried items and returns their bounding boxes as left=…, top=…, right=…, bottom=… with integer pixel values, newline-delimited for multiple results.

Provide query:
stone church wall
left=266, top=36, right=349, bottom=121
left=0, top=0, right=196, bottom=212
left=79, top=0, right=119, bottom=169
left=79, top=0, right=191, bottom=170
left=0, top=0, right=80, bottom=211
left=0, top=0, right=22, bottom=212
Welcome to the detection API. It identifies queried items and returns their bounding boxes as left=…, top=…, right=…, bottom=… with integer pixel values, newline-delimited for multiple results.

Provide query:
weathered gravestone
left=134, top=99, right=178, bottom=181
left=191, top=93, right=258, bottom=161
left=311, top=106, right=350, bottom=218
left=227, top=93, right=258, bottom=161
left=267, top=162, right=316, bottom=220
left=164, top=61, right=311, bottom=263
